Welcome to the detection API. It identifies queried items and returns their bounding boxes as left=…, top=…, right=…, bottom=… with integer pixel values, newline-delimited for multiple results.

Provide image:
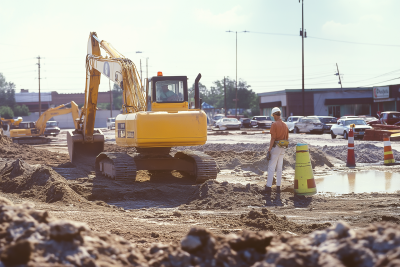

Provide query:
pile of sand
left=0, top=199, right=399, bottom=267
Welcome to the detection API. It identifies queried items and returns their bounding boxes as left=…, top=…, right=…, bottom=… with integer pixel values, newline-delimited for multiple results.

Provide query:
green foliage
left=189, top=77, right=259, bottom=116
left=0, top=106, right=14, bottom=119
left=13, top=105, right=30, bottom=116
left=112, top=83, right=123, bottom=109
left=97, top=103, right=111, bottom=110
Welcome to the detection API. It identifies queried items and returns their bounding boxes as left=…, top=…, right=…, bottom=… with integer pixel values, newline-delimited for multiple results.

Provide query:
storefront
left=258, top=84, right=400, bottom=118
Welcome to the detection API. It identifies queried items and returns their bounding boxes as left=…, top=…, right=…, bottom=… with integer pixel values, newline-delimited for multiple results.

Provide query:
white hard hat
left=271, top=107, right=281, bottom=115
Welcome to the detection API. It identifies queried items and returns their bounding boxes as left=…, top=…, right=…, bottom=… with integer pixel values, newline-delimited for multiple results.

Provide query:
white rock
left=181, top=235, right=202, bottom=251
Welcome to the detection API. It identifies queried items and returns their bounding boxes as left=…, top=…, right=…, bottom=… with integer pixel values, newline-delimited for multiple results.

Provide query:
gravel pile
left=319, top=143, right=400, bottom=163
left=0, top=198, right=399, bottom=267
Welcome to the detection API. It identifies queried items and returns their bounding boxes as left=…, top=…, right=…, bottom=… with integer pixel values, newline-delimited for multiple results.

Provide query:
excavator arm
left=68, top=32, right=145, bottom=162
left=10, top=101, right=80, bottom=144
left=34, top=101, right=80, bottom=135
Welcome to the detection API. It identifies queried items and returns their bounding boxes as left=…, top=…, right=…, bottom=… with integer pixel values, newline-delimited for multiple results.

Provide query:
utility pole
left=224, top=77, right=227, bottom=116
left=109, top=80, right=113, bottom=118
left=36, top=56, right=42, bottom=117
left=146, top=58, right=148, bottom=81
left=140, top=59, right=143, bottom=85
left=235, top=31, right=238, bottom=118
left=335, top=63, right=343, bottom=88
left=226, top=30, right=248, bottom=118
left=299, top=0, right=307, bottom=116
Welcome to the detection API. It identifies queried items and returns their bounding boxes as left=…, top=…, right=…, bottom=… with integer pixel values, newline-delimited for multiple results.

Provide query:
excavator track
left=95, top=152, right=137, bottom=182
left=174, top=151, right=218, bottom=183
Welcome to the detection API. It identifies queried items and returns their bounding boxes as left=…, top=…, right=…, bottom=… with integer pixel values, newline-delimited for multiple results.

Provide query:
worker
left=265, top=107, right=289, bottom=194
left=159, top=85, right=178, bottom=102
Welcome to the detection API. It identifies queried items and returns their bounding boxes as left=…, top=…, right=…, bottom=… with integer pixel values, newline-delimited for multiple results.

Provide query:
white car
left=330, top=118, right=372, bottom=139
left=285, top=116, right=303, bottom=132
left=215, top=118, right=241, bottom=130
left=212, top=114, right=226, bottom=126
left=293, top=117, right=324, bottom=134
left=107, top=117, right=115, bottom=129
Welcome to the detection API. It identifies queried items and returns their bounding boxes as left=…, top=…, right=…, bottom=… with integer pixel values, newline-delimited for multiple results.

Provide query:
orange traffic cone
left=346, top=125, right=356, bottom=167
left=383, top=137, right=395, bottom=165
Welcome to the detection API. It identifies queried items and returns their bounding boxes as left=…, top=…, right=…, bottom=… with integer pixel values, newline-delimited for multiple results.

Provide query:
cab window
left=155, top=80, right=184, bottom=103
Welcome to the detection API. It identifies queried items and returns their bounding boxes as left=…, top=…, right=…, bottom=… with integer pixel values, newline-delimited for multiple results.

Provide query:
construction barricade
left=347, top=125, right=356, bottom=167
left=294, top=143, right=317, bottom=196
left=383, top=137, right=395, bottom=165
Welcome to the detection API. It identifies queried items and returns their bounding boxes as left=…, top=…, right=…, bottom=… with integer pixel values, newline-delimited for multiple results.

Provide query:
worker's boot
left=265, top=186, right=271, bottom=195
left=276, top=186, right=281, bottom=194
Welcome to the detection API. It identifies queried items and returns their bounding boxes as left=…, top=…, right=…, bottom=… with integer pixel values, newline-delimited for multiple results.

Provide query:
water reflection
left=315, top=171, right=400, bottom=194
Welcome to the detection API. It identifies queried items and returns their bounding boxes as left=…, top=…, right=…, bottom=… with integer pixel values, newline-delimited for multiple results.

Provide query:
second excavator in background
left=67, top=32, right=218, bottom=183
left=9, top=101, right=80, bottom=144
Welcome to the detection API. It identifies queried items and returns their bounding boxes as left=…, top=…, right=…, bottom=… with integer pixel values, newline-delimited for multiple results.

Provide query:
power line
left=359, top=77, right=400, bottom=87
left=246, top=31, right=400, bottom=47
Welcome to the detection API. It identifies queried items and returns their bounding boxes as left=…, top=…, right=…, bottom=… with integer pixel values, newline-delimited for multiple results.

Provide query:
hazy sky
left=1, top=0, right=399, bottom=96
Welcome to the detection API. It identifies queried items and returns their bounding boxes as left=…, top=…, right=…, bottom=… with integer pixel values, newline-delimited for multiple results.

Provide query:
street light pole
left=299, top=0, right=307, bottom=116
left=226, top=30, right=248, bottom=118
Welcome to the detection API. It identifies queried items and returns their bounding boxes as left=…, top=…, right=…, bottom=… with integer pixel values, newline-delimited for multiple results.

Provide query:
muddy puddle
left=315, top=170, right=400, bottom=194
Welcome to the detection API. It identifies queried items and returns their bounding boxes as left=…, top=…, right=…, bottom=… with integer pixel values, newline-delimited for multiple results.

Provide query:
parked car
left=239, top=118, right=257, bottom=128
left=215, top=118, right=241, bottom=130
left=44, top=121, right=60, bottom=137
left=252, top=116, right=273, bottom=128
left=212, top=114, right=226, bottom=126
left=378, top=111, right=400, bottom=125
left=309, top=116, right=337, bottom=133
left=107, top=117, right=115, bottom=130
left=285, top=116, right=304, bottom=132
left=340, top=116, right=359, bottom=120
left=293, top=117, right=324, bottom=134
left=330, top=118, right=372, bottom=139
left=358, top=115, right=378, bottom=123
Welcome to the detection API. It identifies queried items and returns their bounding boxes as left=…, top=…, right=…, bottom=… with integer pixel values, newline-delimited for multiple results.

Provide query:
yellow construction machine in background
left=10, top=101, right=80, bottom=144
left=67, top=32, right=218, bottom=183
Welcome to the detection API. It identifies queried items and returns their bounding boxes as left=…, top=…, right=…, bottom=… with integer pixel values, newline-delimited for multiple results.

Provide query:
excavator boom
left=10, top=101, right=80, bottom=144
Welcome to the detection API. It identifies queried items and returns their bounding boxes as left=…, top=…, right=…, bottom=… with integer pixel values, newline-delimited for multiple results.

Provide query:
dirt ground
left=1, top=130, right=399, bottom=258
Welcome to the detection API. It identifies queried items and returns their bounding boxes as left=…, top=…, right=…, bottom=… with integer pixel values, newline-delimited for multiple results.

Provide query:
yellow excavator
left=1, top=117, right=23, bottom=136
left=10, top=101, right=80, bottom=144
left=67, top=32, right=218, bottom=183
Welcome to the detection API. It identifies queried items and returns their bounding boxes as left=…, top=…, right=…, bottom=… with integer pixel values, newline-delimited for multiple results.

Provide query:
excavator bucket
left=67, top=130, right=105, bottom=162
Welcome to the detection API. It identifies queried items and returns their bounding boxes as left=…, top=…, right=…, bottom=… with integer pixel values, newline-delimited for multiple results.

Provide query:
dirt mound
left=1, top=199, right=399, bottom=267
left=0, top=136, right=69, bottom=167
left=203, top=144, right=333, bottom=174
left=182, top=180, right=265, bottom=210
left=320, top=143, right=400, bottom=163
left=240, top=208, right=331, bottom=234
left=0, top=159, right=86, bottom=203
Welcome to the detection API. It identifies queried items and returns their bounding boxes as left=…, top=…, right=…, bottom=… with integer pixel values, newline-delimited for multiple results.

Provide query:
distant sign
left=373, top=86, right=389, bottom=99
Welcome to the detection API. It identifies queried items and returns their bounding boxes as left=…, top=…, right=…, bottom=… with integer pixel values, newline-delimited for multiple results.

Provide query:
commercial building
left=258, top=84, right=400, bottom=118
left=15, top=90, right=114, bottom=112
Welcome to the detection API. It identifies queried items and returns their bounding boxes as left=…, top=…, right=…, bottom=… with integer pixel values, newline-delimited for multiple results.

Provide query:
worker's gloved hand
left=267, top=151, right=271, bottom=160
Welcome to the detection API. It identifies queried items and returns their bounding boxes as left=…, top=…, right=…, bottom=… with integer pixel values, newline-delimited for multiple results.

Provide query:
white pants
left=266, top=146, right=285, bottom=187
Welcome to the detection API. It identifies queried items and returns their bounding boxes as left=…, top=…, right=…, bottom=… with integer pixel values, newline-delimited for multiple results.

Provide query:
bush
left=13, top=105, right=29, bottom=116
left=0, top=106, right=14, bottom=119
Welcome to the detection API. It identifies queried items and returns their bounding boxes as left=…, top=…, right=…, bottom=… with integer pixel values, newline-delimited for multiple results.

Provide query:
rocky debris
left=182, top=180, right=264, bottom=210
left=1, top=198, right=400, bottom=266
left=319, top=143, right=400, bottom=163
left=0, top=159, right=86, bottom=203
left=239, top=208, right=331, bottom=234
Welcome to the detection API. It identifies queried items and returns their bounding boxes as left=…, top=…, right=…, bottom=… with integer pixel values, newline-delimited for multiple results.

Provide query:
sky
left=1, top=0, right=399, bottom=96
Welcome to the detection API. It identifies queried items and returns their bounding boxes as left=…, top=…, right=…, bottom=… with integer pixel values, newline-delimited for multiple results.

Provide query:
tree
left=13, top=105, right=30, bottom=116
left=112, top=83, right=123, bottom=109
left=0, top=106, right=14, bottom=119
left=189, top=77, right=260, bottom=116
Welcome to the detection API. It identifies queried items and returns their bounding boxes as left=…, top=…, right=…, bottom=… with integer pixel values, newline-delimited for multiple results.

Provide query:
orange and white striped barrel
left=383, top=137, right=395, bottom=165
left=346, top=125, right=356, bottom=167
